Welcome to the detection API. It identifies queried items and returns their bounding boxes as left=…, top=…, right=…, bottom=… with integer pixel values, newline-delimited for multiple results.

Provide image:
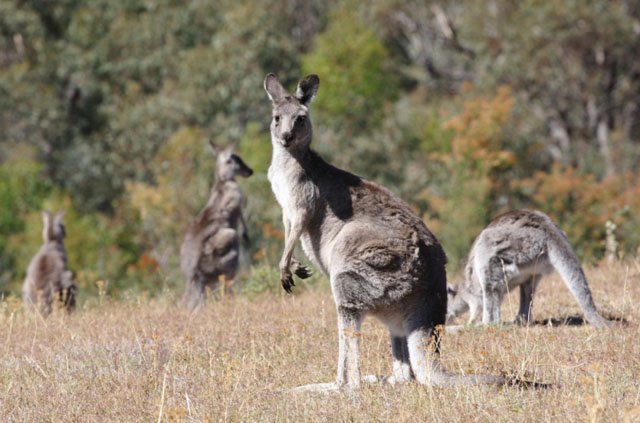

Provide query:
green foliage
left=0, top=154, right=51, bottom=244
left=302, top=3, right=399, bottom=133
left=459, top=0, right=640, bottom=177
left=0, top=152, right=53, bottom=291
left=1, top=0, right=640, bottom=302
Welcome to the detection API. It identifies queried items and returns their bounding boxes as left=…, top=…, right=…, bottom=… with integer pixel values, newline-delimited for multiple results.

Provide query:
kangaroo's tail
left=548, top=233, right=612, bottom=328
left=406, top=324, right=550, bottom=389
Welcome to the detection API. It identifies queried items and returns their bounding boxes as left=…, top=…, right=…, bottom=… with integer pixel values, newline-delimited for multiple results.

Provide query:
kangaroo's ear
left=42, top=210, right=51, bottom=224
left=42, top=210, right=52, bottom=241
left=295, top=74, right=319, bottom=106
left=209, top=139, right=220, bottom=154
left=54, top=210, right=65, bottom=225
left=264, top=73, right=287, bottom=103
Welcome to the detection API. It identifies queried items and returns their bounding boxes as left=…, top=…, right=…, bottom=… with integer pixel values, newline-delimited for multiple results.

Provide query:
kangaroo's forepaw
left=280, top=271, right=295, bottom=293
left=293, top=264, right=312, bottom=279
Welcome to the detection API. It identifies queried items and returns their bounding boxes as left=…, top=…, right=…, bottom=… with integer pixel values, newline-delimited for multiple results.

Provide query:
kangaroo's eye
left=274, top=115, right=280, bottom=123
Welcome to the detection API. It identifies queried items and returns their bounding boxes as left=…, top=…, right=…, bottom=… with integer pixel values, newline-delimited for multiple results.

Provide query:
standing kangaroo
left=264, top=73, right=528, bottom=391
left=180, top=141, right=253, bottom=310
left=447, top=209, right=613, bottom=328
left=22, top=210, right=77, bottom=315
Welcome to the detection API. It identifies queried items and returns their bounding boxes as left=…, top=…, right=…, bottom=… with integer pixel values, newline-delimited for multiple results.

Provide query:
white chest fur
left=268, top=147, right=301, bottom=220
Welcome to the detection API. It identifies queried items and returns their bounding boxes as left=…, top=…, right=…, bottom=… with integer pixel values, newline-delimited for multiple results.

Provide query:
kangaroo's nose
left=282, top=131, right=293, bottom=142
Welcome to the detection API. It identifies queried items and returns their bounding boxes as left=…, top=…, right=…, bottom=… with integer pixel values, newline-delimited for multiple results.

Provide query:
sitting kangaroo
left=22, top=210, right=77, bottom=315
left=180, top=141, right=253, bottom=310
left=263, top=73, right=531, bottom=391
left=447, top=209, right=613, bottom=328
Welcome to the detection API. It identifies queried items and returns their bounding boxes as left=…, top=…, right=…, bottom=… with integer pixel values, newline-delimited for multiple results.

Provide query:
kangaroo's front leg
left=240, top=211, right=250, bottom=244
left=279, top=216, right=306, bottom=292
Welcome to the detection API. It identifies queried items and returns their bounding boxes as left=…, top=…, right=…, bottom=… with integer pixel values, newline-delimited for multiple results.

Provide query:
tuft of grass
left=0, top=261, right=638, bottom=421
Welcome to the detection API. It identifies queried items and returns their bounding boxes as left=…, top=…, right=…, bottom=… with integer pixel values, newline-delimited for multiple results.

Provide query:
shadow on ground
left=533, top=314, right=628, bottom=327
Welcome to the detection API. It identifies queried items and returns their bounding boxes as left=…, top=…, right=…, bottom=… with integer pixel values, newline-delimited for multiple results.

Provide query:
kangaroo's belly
left=300, top=231, right=334, bottom=276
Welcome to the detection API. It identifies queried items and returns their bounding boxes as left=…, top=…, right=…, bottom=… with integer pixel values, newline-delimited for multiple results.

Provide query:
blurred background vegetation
left=1, top=0, right=639, bottom=300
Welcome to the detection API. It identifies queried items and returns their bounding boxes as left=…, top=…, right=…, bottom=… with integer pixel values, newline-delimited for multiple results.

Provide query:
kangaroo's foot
left=291, top=375, right=393, bottom=394
left=362, top=374, right=413, bottom=386
left=513, top=314, right=534, bottom=326
left=290, top=382, right=340, bottom=394
left=587, top=314, right=616, bottom=328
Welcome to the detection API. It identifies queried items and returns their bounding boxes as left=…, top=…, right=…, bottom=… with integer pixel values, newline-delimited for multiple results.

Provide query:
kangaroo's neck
left=269, top=137, right=361, bottom=228
left=46, top=240, right=67, bottom=265
left=270, top=139, right=336, bottom=181
left=207, top=178, right=239, bottom=206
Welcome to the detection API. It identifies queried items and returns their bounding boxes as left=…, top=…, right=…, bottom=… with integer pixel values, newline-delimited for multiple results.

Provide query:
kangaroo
left=22, top=210, right=77, bottom=315
left=180, top=141, right=253, bottom=310
left=263, top=73, right=536, bottom=392
left=446, top=209, right=613, bottom=328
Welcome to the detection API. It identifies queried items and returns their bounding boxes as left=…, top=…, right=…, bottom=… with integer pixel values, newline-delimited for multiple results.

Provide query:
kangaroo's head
left=446, top=283, right=458, bottom=303
left=263, top=73, right=319, bottom=152
left=211, top=141, right=254, bottom=182
left=446, top=282, right=472, bottom=323
left=42, top=210, right=66, bottom=243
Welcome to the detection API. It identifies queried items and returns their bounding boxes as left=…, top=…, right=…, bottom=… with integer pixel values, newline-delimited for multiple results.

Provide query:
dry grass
left=1, top=261, right=639, bottom=422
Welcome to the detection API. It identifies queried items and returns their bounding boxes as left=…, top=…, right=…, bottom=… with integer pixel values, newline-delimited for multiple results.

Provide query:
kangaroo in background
left=447, top=209, right=613, bottom=328
left=180, top=141, right=253, bottom=310
left=263, top=73, right=537, bottom=392
left=22, top=210, right=77, bottom=315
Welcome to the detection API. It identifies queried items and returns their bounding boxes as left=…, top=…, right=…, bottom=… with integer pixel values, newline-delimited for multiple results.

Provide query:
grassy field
left=1, top=261, right=639, bottom=422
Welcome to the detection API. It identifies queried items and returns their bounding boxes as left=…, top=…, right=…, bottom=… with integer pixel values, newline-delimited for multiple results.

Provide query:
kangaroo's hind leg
left=336, top=306, right=363, bottom=390
left=22, top=279, right=38, bottom=311
left=184, top=274, right=207, bottom=311
left=479, top=257, right=509, bottom=325
left=387, top=335, right=413, bottom=384
left=40, top=283, right=54, bottom=316
left=406, top=318, right=449, bottom=386
left=515, top=274, right=541, bottom=325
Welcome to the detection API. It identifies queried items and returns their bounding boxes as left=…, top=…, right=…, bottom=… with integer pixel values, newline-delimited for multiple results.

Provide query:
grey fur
left=180, top=143, right=253, bottom=310
left=22, top=210, right=77, bottom=315
left=264, top=73, right=511, bottom=391
left=447, top=209, right=613, bottom=328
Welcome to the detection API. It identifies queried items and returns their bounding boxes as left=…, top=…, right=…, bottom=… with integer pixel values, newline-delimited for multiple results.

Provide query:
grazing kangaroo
left=447, top=209, right=613, bottom=328
left=22, top=210, right=77, bottom=315
left=180, top=141, right=253, bottom=310
left=263, top=73, right=533, bottom=392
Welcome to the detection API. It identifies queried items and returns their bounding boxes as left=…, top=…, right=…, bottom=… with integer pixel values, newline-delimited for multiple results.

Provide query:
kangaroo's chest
left=267, top=159, right=313, bottom=220
left=223, top=191, right=243, bottom=223
left=267, top=166, right=292, bottom=215
left=213, top=183, right=244, bottom=227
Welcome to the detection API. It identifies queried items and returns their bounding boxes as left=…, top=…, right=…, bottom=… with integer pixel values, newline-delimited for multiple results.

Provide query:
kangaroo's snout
left=233, top=154, right=254, bottom=177
left=282, top=131, right=293, bottom=146
left=240, top=164, right=254, bottom=177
